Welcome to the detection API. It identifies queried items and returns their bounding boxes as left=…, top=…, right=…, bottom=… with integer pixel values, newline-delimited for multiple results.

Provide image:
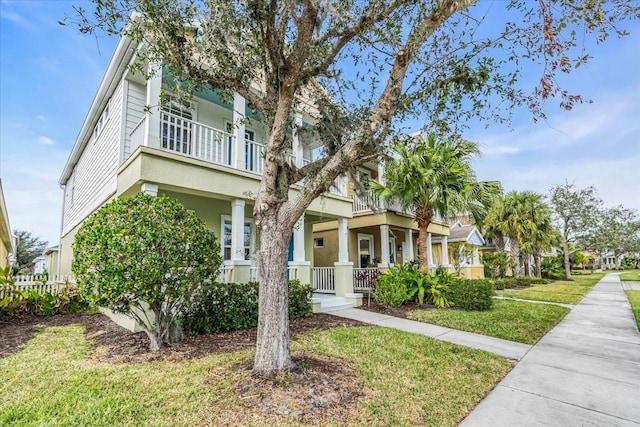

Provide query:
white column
left=144, top=63, right=163, bottom=149
left=293, top=215, right=306, bottom=262
left=380, top=224, right=390, bottom=267
left=231, top=199, right=245, bottom=261
left=141, top=182, right=158, bottom=196
left=426, top=232, right=434, bottom=270
left=441, top=235, right=449, bottom=266
left=337, top=218, right=349, bottom=263
left=377, top=159, right=386, bottom=185
left=292, top=113, right=304, bottom=168
left=473, top=246, right=480, bottom=265
left=404, top=229, right=414, bottom=263
left=233, top=93, right=246, bottom=170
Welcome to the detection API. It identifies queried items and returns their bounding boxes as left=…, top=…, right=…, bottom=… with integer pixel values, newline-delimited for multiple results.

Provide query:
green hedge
left=492, top=277, right=549, bottom=290
left=449, top=279, right=494, bottom=311
left=180, top=280, right=313, bottom=335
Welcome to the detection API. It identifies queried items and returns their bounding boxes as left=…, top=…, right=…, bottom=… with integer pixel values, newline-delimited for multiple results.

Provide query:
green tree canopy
left=13, top=230, right=48, bottom=270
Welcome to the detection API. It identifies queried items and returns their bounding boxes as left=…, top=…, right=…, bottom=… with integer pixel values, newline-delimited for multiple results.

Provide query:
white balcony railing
left=352, top=192, right=410, bottom=214
left=156, top=112, right=346, bottom=197
left=161, top=111, right=234, bottom=167
left=129, top=117, right=146, bottom=152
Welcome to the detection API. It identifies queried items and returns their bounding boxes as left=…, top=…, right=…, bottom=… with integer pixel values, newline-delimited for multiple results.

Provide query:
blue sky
left=1, top=0, right=639, bottom=246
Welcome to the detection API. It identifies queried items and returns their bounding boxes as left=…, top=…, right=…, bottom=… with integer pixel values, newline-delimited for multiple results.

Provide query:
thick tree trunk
left=534, top=252, right=542, bottom=278
left=415, top=205, right=433, bottom=272
left=509, top=237, right=521, bottom=277
left=562, top=236, right=572, bottom=280
left=495, top=233, right=506, bottom=252
left=253, top=212, right=294, bottom=378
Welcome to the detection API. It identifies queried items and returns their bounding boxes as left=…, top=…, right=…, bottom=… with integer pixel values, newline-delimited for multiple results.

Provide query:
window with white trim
left=221, top=215, right=254, bottom=261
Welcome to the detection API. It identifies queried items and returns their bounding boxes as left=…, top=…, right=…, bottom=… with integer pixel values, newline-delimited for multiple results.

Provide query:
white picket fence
left=1, top=276, right=75, bottom=301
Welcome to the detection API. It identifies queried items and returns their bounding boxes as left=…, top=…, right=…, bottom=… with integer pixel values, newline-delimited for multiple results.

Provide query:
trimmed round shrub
left=73, top=193, right=221, bottom=350
left=449, top=279, right=494, bottom=311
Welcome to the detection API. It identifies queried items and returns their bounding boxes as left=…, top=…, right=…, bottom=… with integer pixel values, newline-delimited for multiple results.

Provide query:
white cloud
left=37, top=136, right=54, bottom=145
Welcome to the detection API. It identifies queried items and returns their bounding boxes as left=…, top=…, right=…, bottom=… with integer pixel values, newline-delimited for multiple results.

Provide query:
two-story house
left=57, top=32, right=355, bottom=303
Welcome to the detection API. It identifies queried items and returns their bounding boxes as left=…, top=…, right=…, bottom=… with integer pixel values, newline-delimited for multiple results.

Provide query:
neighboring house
left=313, top=163, right=451, bottom=276
left=0, top=180, right=16, bottom=269
left=57, top=30, right=354, bottom=306
left=432, top=222, right=485, bottom=278
left=44, top=246, right=59, bottom=277
left=31, top=255, right=47, bottom=275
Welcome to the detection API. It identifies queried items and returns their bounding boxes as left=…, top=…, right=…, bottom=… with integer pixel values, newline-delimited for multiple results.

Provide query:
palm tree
left=519, top=199, right=558, bottom=278
left=486, top=191, right=548, bottom=277
left=369, top=134, right=501, bottom=271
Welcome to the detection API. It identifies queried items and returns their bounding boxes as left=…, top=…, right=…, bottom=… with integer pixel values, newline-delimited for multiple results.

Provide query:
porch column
left=289, top=214, right=311, bottom=285
left=143, top=63, right=162, bottom=149
left=473, top=247, right=480, bottom=265
left=233, top=93, right=246, bottom=170
left=426, top=232, right=434, bottom=271
left=292, top=113, right=304, bottom=168
left=379, top=224, right=390, bottom=267
left=230, top=199, right=250, bottom=283
left=141, top=182, right=158, bottom=196
left=334, top=217, right=355, bottom=300
left=377, top=159, right=386, bottom=185
left=441, top=235, right=450, bottom=267
left=336, top=218, right=348, bottom=263
left=404, top=229, right=414, bottom=263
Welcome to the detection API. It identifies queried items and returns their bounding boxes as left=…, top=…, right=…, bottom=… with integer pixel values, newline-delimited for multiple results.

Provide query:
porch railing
left=312, top=267, right=335, bottom=294
left=353, top=268, right=380, bottom=292
left=219, top=266, right=233, bottom=283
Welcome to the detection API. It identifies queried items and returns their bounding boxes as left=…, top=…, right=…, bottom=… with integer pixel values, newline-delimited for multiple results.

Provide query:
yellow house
left=57, top=30, right=357, bottom=313
left=0, top=180, right=16, bottom=269
left=432, top=222, right=485, bottom=279
left=313, top=163, right=451, bottom=290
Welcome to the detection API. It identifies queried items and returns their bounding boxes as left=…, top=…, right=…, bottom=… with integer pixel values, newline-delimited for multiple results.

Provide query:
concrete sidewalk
left=329, top=307, right=532, bottom=361
left=461, top=273, right=640, bottom=426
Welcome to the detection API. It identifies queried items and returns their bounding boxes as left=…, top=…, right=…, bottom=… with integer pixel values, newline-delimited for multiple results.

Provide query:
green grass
left=495, top=273, right=605, bottom=304
left=620, top=271, right=640, bottom=282
left=1, top=321, right=510, bottom=427
left=407, top=299, right=569, bottom=344
left=625, top=290, right=640, bottom=331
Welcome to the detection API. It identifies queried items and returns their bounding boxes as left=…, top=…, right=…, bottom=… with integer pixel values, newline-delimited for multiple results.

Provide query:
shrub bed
left=448, top=279, right=494, bottom=311
left=0, top=283, right=90, bottom=317
left=180, top=280, right=313, bottom=335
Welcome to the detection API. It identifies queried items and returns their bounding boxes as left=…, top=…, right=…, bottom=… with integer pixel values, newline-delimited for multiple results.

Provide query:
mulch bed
left=1, top=312, right=368, bottom=424
left=0, top=312, right=363, bottom=363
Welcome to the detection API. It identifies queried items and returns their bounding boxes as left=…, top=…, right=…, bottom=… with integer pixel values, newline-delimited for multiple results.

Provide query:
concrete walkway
left=461, top=273, right=640, bottom=426
left=329, top=307, right=531, bottom=361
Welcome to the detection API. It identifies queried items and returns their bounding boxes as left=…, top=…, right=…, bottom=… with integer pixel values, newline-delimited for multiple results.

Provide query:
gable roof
left=433, top=224, right=485, bottom=246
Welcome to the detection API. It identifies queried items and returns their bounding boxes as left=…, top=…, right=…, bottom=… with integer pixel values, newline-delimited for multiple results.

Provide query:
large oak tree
left=68, top=0, right=639, bottom=377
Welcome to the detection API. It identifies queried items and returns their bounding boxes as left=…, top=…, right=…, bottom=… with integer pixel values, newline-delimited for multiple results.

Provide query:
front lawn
left=1, top=316, right=510, bottom=427
left=495, top=273, right=605, bottom=304
left=620, top=271, right=640, bottom=282
left=407, top=299, right=569, bottom=344
left=625, top=290, right=640, bottom=331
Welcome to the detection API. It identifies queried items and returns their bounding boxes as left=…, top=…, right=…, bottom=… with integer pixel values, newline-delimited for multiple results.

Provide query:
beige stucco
left=459, top=266, right=485, bottom=279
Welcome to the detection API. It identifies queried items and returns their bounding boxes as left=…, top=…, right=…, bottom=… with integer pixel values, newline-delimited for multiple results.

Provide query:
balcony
left=130, top=112, right=347, bottom=197
left=352, top=192, right=409, bottom=215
